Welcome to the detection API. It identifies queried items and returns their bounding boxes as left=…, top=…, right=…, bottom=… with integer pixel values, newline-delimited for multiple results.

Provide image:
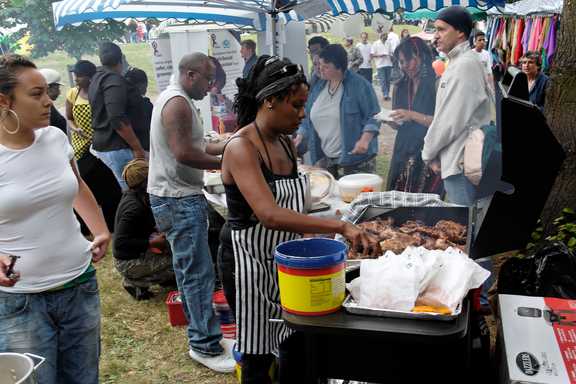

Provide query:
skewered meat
left=351, top=218, right=467, bottom=259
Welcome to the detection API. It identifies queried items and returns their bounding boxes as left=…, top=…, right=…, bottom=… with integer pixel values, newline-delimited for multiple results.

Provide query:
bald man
left=147, top=53, right=235, bottom=373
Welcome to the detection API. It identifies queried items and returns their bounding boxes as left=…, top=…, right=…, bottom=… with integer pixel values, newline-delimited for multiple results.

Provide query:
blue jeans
left=90, top=147, right=134, bottom=191
left=0, top=276, right=101, bottom=384
left=377, top=66, right=392, bottom=98
left=443, top=173, right=478, bottom=206
left=149, top=194, right=223, bottom=356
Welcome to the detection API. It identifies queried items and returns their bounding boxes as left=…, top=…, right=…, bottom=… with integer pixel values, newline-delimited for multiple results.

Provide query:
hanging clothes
left=544, top=16, right=558, bottom=65
left=513, top=18, right=525, bottom=65
left=522, top=17, right=531, bottom=53
left=528, top=17, right=542, bottom=51
left=538, top=17, right=550, bottom=52
left=487, top=14, right=560, bottom=73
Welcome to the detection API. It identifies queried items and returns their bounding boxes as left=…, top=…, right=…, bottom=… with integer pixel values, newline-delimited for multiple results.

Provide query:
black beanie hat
left=437, top=6, right=473, bottom=38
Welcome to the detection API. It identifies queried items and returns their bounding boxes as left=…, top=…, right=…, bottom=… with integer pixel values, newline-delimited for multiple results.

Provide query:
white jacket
left=422, top=41, right=493, bottom=179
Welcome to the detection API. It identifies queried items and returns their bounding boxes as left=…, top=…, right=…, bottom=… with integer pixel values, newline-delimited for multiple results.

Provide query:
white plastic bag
left=346, top=276, right=362, bottom=302
left=359, top=251, right=420, bottom=311
left=402, top=246, right=443, bottom=293
left=418, top=247, right=491, bottom=312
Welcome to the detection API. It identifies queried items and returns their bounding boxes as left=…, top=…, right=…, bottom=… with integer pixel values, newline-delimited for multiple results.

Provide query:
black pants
left=358, top=68, right=373, bottom=84
left=242, top=332, right=311, bottom=384
left=207, top=204, right=225, bottom=288
left=76, top=152, right=121, bottom=233
left=217, top=222, right=236, bottom=314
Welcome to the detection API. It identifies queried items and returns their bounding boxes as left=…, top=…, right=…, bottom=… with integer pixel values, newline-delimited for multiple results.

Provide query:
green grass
left=96, top=251, right=237, bottom=384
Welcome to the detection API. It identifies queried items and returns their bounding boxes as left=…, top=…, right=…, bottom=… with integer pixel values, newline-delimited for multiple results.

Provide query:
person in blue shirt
left=240, top=39, right=258, bottom=79
left=296, top=44, right=381, bottom=178
left=520, top=51, right=550, bottom=111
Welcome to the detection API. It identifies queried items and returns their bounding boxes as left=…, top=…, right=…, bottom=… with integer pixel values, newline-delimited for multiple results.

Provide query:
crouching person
left=113, top=159, right=175, bottom=300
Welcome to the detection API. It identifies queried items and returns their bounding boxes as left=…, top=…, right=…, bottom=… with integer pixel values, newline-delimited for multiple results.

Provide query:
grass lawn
left=96, top=251, right=237, bottom=384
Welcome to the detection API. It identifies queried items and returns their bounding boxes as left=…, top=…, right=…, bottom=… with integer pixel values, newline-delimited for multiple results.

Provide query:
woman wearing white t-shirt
left=0, top=54, right=110, bottom=384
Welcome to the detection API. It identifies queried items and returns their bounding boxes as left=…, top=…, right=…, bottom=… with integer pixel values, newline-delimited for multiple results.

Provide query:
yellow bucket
left=275, top=238, right=347, bottom=316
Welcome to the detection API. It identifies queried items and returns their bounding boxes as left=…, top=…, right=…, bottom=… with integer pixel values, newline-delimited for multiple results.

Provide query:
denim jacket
left=299, top=70, right=380, bottom=167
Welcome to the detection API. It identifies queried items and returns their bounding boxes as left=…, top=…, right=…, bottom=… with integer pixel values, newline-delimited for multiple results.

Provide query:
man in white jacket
left=422, top=6, right=493, bottom=206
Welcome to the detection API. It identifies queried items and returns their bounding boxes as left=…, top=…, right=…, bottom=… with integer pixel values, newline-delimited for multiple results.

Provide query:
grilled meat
left=435, top=220, right=467, bottom=244
left=351, top=218, right=467, bottom=259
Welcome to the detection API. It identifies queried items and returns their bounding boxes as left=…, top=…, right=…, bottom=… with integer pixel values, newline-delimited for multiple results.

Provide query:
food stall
left=278, top=70, right=566, bottom=383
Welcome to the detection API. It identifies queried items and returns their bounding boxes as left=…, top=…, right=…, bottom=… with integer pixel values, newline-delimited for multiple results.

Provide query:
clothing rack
left=487, top=13, right=560, bottom=71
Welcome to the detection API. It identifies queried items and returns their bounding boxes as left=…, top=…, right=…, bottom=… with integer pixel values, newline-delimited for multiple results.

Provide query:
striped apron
left=232, top=173, right=310, bottom=355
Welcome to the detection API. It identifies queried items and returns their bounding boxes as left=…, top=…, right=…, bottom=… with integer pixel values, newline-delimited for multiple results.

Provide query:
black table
left=283, top=300, right=472, bottom=383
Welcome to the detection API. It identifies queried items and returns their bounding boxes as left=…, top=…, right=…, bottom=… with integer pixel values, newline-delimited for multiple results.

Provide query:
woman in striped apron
left=221, top=56, right=380, bottom=383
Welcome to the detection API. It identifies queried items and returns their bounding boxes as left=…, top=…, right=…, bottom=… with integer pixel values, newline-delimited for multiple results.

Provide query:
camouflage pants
left=114, top=249, right=175, bottom=288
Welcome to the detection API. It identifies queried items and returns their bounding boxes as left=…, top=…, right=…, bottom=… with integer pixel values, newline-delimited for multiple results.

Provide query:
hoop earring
left=0, top=109, right=21, bottom=135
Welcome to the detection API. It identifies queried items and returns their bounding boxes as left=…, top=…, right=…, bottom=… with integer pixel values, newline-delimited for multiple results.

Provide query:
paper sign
left=150, top=36, right=173, bottom=93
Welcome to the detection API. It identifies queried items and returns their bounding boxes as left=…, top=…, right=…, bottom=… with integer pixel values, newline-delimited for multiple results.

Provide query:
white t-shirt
left=356, top=42, right=373, bottom=69
left=311, top=83, right=344, bottom=158
left=371, top=39, right=393, bottom=68
left=0, top=127, right=92, bottom=293
left=473, top=49, right=493, bottom=75
left=387, top=31, right=400, bottom=52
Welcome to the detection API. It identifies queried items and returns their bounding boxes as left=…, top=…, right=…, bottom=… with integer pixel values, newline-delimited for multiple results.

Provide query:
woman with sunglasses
left=296, top=44, right=381, bottom=178
left=387, top=37, right=443, bottom=195
left=222, top=55, right=379, bottom=383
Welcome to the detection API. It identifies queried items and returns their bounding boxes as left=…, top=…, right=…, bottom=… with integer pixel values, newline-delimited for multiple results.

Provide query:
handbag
left=463, top=70, right=499, bottom=186
left=463, top=121, right=500, bottom=186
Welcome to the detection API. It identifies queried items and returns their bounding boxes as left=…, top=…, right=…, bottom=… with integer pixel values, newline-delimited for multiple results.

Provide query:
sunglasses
left=265, top=57, right=304, bottom=78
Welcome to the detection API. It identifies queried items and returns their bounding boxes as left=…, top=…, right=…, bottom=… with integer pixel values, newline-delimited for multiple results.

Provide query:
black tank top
left=223, top=124, right=298, bottom=230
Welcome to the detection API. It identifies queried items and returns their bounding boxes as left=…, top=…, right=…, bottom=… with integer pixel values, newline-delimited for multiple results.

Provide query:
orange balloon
left=432, top=60, right=446, bottom=77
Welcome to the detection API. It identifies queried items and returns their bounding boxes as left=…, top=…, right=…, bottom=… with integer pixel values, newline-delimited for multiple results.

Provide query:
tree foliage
left=0, top=0, right=126, bottom=59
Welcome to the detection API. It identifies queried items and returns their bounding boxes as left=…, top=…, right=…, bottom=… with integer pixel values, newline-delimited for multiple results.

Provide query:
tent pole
left=269, top=9, right=279, bottom=56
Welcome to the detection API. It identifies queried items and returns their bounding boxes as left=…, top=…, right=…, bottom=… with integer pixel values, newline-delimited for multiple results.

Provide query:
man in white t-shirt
left=370, top=32, right=394, bottom=100
left=472, top=31, right=493, bottom=82
left=387, top=27, right=400, bottom=52
left=356, top=32, right=373, bottom=83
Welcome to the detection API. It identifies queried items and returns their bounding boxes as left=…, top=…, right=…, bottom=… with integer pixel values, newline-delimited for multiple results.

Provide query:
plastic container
left=337, top=173, right=383, bottom=203
left=166, top=291, right=188, bottom=326
left=275, top=238, right=347, bottom=316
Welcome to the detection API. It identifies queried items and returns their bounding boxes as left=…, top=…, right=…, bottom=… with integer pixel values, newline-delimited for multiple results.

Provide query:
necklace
left=328, top=80, right=342, bottom=98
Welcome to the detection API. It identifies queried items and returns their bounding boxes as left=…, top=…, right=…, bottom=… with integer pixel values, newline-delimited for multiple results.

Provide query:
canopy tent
left=487, top=0, right=563, bottom=16
left=304, top=13, right=371, bottom=34
left=52, top=0, right=269, bottom=31
left=404, top=7, right=487, bottom=21
left=52, top=0, right=505, bottom=32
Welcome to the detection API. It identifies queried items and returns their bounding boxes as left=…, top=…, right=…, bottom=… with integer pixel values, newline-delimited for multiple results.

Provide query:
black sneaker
left=123, top=285, right=154, bottom=301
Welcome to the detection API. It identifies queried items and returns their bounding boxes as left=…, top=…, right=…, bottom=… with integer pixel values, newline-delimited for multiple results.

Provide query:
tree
left=542, top=0, right=576, bottom=229
left=0, top=0, right=126, bottom=59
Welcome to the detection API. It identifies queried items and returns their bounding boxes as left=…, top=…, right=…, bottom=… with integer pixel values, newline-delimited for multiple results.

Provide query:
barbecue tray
left=349, top=205, right=474, bottom=260
left=342, top=295, right=462, bottom=321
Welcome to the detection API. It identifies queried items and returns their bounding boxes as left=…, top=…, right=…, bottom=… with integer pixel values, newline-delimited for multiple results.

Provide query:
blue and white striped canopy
left=52, top=0, right=504, bottom=31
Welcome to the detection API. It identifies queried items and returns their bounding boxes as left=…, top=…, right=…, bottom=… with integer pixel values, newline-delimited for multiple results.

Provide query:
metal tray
left=342, top=295, right=462, bottom=322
